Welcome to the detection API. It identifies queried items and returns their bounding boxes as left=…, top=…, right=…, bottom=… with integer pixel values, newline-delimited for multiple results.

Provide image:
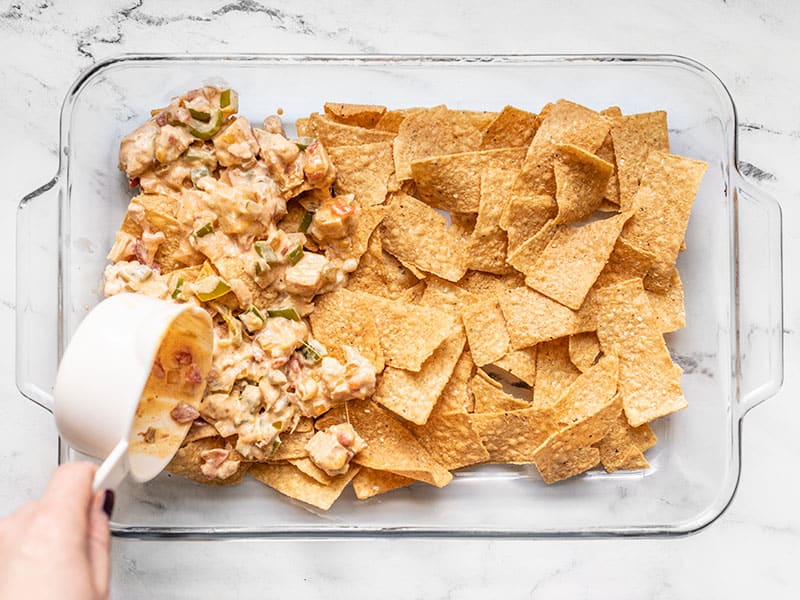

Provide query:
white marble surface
left=1, top=0, right=799, bottom=597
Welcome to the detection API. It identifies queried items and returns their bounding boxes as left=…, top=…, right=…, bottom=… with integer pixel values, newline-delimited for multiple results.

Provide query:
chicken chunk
left=305, top=423, right=366, bottom=477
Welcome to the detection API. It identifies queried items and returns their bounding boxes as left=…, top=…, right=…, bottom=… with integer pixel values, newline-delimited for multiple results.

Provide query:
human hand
left=0, top=462, right=112, bottom=600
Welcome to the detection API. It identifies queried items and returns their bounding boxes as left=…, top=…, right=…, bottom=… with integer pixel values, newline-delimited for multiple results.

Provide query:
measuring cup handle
left=92, top=440, right=130, bottom=492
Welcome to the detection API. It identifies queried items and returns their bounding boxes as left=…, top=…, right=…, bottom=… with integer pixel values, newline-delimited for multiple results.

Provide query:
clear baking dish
left=16, top=54, right=783, bottom=538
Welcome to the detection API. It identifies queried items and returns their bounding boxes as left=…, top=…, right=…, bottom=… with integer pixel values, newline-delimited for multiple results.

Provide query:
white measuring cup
left=53, top=293, right=213, bottom=492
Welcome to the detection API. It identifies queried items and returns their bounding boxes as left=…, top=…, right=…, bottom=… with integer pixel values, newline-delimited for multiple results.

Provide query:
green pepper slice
left=267, top=307, right=301, bottom=322
left=286, top=245, right=304, bottom=266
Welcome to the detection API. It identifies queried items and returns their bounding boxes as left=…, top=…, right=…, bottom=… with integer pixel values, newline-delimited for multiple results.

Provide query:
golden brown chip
left=352, top=467, right=414, bottom=499
left=317, top=400, right=452, bottom=487
left=166, top=437, right=249, bottom=486
left=645, top=268, right=686, bottom=333
left=524, top=212, right=631, bottom=310
left=594, top=411, right=656, bottom=472
left=374, top=108, right=423, bottom=133
left=621, top=151, right=707, bottom=291
left=552, top=144, right=614, bottom=224
left=470, top=408, right=554, bottom=464
left=295, top=117, right=311, bottom=137
left=374, top=327, right=466, bottom=424
left=409, top=412, right=489, bottom=470
left=433, top=349, right=476, bottom=415
left=289, top=457, right=333, bottom=485
left=344, top=229, right=388, bottom=293
left=533, top=337, right=581, bottom=410
left=550, top=354, right=619, bottom=429
left=460, top=298, right=510, bottom=366
left=410, top=147, right=525, bottom=213
left=393, top=106, right=492, bottom=180
left=269, top=429, right=315, bottom=461
left=249, top=463, right=359, bottom=510
left=310, top=288, right=385, bottom=372
left=609, top=111, right=670, bottom=210
left=449, top=212, right=477, bottom=241
left=595, top=236, right=655, bottom=287
left=480, top=105, right=540, bottom=150
left=379, top=192, right=467, bottom=282
left=349, top=289, right=456, bottom=371
left=499, top=286, right=588, bottom=349
left=505, top=219, right=558, bottom=276
left=500, top=193, right=557, bottom=252
left=595, top=133, right=620, bottom=206
left=182, top=421, right=219, bottom=444
left=469, top=370, right=529, bottom=413
left=492, top=346, right=538, bottom=387
left=532, top=395, right=622, bottom=484
left=307, top=113, right=395, bottom=147
left=324, top=102, right=387, bottom=128
left=467, top=167, right=517, bottom=274
left=596, top=279, right=686, bottom=426
left=327, top=142, right=394, bottom=207
left=419, top=276, right=476, bottom=314
left=568, top=331, right=601, bottom=372
left=457, top=270, right=525, bottom=298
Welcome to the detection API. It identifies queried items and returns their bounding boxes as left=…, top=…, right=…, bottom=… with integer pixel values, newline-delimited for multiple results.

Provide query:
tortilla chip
left=552, top=144, right=614, bottom=224
left=594, top=411, right=656, bottom=472
left=317, top=400, right=453, bottom=487
left=419, top=276, right=476, bottom=314
left=505, top=219, right=558, bottom=276
left=646, top=268, right=686, bottom=333
left=345, top=229, right=388, bottom=293
left=524, top=212, right=631, bottom=310
left=349, top=289, right=456, bottom=371
left=249, top=463, right=359, bottom=511
left=374, top=327, right=466, bottom=424
left=609, top=111, right=670, bottom=210
left=480, top=105, right=540, bottom=149
left=327, top=203, right=387, bottom=262
left=352, top=467, right=414, bottom=499
left=449, top=212, right=477, bottom=241
left=269, top=429, right=315, bottom=461
left=310, top=288, right=385, bottom=372
left=595, top=279, right=686, bottom=427
left=409, top=412, right=489, bottom=470
left=374, top=108, right=423, bottom=133
left=469, top=370, right=529, bottom=413
left=550, top=354, right=619, bottom=429
left=621, top=151, right=707, bottom=291
left=182, top=421, right=219, bottom=444
left=328, top=142, right=394, bottom=207
left=492, top=346, right=538, bottom=387
left=435, top=349, right=477, bottom=415
left=470, top=407, right=554, bottom=464
left=500, top=193, right=557, bottom=252
left=393, top=106, right=492, bottom=180
left=324, top=102, right=387, bottom=128
left=595, top=236, right=655, bottom=287
left=295, top=117, right=311, bottom=137
left=499, top=286, right=588, bottom=349
left=532, top=396, right=622, bottom=484
left=467, top=167, right=517, bottom=274
left=166, top=437, right=250, bottom=486
left=289, top=457, right=333, bottom=485
left=410, top=147, right=525, bottom=213
left=595, top=132, right=620, bottom=206
left=307, top=112, right=395, bottom=147
left=569, top=331, right=601, bottom=372
left=457, top=270, right=525, bottom=300
left=461, top=298, right=510, bottom=366
left=532, top=337, right=581, bottom=410
left=511, top=99, right=610, bottom=198
left=379, top=192, right=467, bottom=282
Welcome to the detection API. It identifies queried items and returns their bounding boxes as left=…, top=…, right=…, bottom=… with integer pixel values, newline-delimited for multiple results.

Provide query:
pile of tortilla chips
left=170, top=99, right=707, bottom=509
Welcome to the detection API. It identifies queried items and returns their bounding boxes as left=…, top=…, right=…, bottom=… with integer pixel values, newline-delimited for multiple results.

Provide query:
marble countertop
left=1, top=1, right=798, bottom=597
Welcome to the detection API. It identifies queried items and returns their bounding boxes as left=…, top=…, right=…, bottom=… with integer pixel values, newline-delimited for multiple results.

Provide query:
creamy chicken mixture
left=106, top=86, right=373, bottom=476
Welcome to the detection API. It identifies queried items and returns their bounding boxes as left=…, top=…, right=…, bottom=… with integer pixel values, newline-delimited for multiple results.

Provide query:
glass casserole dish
left=15, top=54, right=783, bottom=538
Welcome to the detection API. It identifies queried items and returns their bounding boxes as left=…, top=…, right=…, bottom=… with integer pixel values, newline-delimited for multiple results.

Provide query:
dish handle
left=16, top=178, right=60, bottom=413
left=736, top=177, right=784, bottom=416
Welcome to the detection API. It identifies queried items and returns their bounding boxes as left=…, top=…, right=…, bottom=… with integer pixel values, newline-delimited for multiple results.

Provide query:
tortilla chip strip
left=500, top=194, right=557, bottom=252
left=506, top=218, right=558, bottom=276
left=646, top=268, right=686, bottom=333
left=549, top=355, right=619, bottom=429
left=461, top=298, right=510, bottom=366
left=328, top=142, right=395, bottom=207
left=352, top=467, right=415, bottom=500
left=374, top=327, right=466, bottom=425
left=457, top=270, right=525, bottom=298
left=595, top=129, right=620, bottom=206
left=409, top=412, right=490, bottom=470
left=374, top=108, right=423, bottom=133
left=524, top=212, right=631, bottom=310
left=491, top=346, right=537, bottom=387
left=532, top=337, right=581, bottom=410
left=467, top=167, right=517, bottom=274
left=596, top=279, right=687, bottom=426
left=250, top=463, right=360, bottom=511
left=469, top=370, right=529, bottom=413
left=595, top=236, right=656, bottom=288
left=500, top=286, right=590, bottom=349
left=393, top=106, right=494, bottom=180
left=621, top=151, right=707, bottom=292
left=480, top=105, right=540, bottom=150
left=594, top=411, right=657, bottom=473
left=552, top=144, right=614, bottom=224
left=433, top=349, right=476, bottom=415
left=410, top=147, right=525, bottom=213
left=379, top=192, right=467, bottom=282
left=307, top=112, right=395, bottom=147
left=568, top=331, right=601, bottom=373
left=609, top=111, right=670, bottom=210
left=310, top=288, right=385, bottom=372
left=317, top=400, right=453, bottom=487
left=289, top=458, right=333, bottom=485
left=324, top=102, right=387, bottom=128
left=471, top=407, right=554, bottom=464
